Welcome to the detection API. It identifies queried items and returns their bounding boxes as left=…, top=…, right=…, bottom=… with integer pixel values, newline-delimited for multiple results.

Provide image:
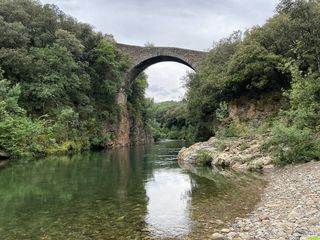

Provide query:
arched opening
left=128, top=55, right=196, bottom=83
left=145, top=62, right=195, bottom=102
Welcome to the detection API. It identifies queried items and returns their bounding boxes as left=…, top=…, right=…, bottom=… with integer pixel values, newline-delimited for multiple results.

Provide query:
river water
left=0, top=140, right=265, bottom=239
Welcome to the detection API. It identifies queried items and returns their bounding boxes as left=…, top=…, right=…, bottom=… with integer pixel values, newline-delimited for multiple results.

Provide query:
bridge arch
left=116, top=43, right=207, bottom=82
left=128, top=55, right=195, bottom=82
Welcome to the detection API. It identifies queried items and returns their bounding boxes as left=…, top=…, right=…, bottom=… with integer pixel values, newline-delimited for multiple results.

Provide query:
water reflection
left=145, top=169, right=193, bottom=238
left=0, top=141, right=265, bottom=240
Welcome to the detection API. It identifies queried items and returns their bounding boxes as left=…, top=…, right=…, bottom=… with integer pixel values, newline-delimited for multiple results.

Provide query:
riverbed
left=0, top=141, right=265, bottom=239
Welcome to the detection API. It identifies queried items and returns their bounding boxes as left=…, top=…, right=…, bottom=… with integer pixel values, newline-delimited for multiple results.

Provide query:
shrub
left=0, top=114, right=54, bottom=157
left=216, top=122, right=241, bottom=138
left=215, top=101, right=228, bottom=122
left=267, top=123, right=320, bottom=165
left=196, top=150, right=213, bottom=166
left=239, top=142, right=250, bottom=151
left=215, top=139, right=228, bottom=152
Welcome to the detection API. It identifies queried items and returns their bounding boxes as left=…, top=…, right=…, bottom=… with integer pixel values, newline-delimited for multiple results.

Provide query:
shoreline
left=209, top=161, right=320, bottom=240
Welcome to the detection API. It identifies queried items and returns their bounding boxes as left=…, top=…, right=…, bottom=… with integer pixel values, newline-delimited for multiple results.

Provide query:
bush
left=267, top=123, right=320, bottom=165
left=196, top=150, right=213, bottom=166
left=239, top=142, right=250, bottom=151
left=0, top=114, right=54, bottom=157
left=215, top=101, right=228, bottom=122
left=216, top=122, right=241, bottom=138
left=215, top=139, right=228, bottom=152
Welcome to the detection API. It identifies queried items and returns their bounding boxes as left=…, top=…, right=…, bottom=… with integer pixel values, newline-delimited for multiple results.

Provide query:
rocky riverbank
left=178, top=135, right=274, bottom=171
left=208, top=161, right=320, bottom=240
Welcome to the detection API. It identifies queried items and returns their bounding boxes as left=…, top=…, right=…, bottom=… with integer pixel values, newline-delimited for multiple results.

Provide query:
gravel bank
left=213, top=161, right=320, bottom=240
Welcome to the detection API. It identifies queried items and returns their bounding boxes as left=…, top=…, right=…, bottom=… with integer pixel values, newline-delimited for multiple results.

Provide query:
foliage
left=227, top=40, right=283, bottom=93
left=147, top=120, right=166, bottom=142
left=185, top=32, right=242, bottom=139
left=267, top=123, right=320, bottom=165
left=239, top=142, right=250, bottom=151
left=216, top=122, right=241, bottom=138
left=196, top=150, right=212, bottom=166
left=183, top=0, right=320, bottom=158
left=0, top=0, right=149, bottom=157
left=0, top=78, right=54, bottom=156
left=151, top=100, right=192, bottom=141
left=215, top=101, right=228, bottom=122
left=265, top=59, right=320, bottom=164
left=284, top=66, right=320, bottom=129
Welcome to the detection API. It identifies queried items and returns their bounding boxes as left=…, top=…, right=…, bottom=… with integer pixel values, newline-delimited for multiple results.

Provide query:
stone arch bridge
left=116, top=43, right=208, bottom=82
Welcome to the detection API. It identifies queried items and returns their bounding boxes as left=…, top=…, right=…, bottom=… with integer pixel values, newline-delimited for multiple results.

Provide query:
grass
left=196, top=150, right=212, bottom=166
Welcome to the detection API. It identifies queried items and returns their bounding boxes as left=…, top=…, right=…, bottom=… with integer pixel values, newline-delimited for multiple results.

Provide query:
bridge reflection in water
left=0, top=140, right=265, bottom=239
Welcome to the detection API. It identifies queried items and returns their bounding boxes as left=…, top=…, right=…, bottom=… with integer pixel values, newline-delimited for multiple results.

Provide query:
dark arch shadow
left=128, top=55, right=195, bottom=82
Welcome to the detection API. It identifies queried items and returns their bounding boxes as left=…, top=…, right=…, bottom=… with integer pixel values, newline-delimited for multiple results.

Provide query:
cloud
left=145, top=62, right=191, bottom=102
left=41, top=0, right=279, bottom=102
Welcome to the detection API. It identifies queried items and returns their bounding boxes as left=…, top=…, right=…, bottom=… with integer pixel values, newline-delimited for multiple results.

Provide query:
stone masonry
left=116, top=43, right=207, bottom=81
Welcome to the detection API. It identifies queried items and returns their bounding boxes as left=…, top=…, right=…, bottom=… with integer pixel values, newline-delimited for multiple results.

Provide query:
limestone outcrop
left=178, top=135, right=274, bottom=171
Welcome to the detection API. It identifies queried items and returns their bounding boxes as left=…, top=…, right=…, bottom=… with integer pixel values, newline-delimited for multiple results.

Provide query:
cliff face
left=178, top=92, right=286, bottom=171
left=105, top=90, right=153, bottom=148
left=129, top=115, right=154, bottom=146
left=227, top=91, right=286, bottom=123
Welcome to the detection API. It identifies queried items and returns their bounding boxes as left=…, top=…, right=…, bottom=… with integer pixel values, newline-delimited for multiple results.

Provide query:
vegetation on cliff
left=0, top=0, right=151, bottom=157
left=182, top=0, right=320, bottom=164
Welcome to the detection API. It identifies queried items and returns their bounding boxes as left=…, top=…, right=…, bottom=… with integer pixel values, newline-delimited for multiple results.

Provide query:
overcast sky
left=41, top=0, right=279, bottom=102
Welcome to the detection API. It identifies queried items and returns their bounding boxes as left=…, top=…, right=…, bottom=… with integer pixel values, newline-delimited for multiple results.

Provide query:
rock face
left=178, top=138, right=217, bottom=165
left=228, top=91, right=285, bottom=123
left=178, top=92, right=287, bottom=171
left=104, top=90, right=153, bottom=148
left=178, top=135, right=274, bottom=171
left=129, top=115, right=153, bottom=146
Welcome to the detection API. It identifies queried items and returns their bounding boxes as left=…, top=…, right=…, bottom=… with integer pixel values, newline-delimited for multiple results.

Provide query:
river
left=0, top=140, right=265, bottom=239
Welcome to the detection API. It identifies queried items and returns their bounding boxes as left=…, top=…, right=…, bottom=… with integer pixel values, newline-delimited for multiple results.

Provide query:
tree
left=277, top=0, right=320, bottom=72
left=227, top=40, right=284, bottom=93
left=0, top=16, right=30, bottom=48
left=55, top=29, right=84, bottom=57
left=23, top=44, right=81, bottom=114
